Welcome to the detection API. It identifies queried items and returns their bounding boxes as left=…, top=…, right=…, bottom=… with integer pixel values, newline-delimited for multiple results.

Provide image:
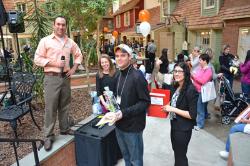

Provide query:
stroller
left=218, top=76, right=249, bottom=124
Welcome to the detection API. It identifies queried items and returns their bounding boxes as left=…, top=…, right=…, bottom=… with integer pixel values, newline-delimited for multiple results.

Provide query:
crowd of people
left=33, top=15, right=250, bottom=166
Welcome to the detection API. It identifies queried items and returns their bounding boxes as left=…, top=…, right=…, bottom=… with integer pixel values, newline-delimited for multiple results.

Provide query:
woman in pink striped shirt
left=191, top=53, right=212, bottom=130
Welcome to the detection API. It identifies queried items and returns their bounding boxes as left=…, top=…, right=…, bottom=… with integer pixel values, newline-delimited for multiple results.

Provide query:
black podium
left=75, top=118, right=122, bottom=166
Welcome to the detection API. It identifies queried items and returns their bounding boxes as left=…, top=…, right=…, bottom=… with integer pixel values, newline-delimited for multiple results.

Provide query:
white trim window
left=196, top=31, right=211, bottom=50
left=204, top=0, right=215, bottom=9
left=162, top=0, right=168, bottom=17
left=16, top=3, right=26, bottom=13
left=237, top=28, right=250, bottom=62
left=116, top=15, right=121, bottom=28
left=124, top=12, right=130, bottom=27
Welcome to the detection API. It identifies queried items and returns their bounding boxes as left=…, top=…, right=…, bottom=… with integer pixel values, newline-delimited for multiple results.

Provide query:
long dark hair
left=173, top=62, right=192, bottom=94
left=160, top=48, right=169, bottom=64
left=245, top=50, right=250, bottom=64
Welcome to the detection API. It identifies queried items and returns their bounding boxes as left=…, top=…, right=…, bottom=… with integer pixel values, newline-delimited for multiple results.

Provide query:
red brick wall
left=148, top=6, right=160, bottom=26
left=130, top=9, right=135, bottom=27
left=222, top=18, right=250, bottom=55
left=41, top=141, right=76, bottom=166
left=223, top=0, right=250, bottom=8
left=114, top=0, right=144, bottom=32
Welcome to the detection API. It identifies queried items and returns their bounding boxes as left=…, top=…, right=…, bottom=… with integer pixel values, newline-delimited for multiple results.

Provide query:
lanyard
left=116, top=65, right=132, bottom=98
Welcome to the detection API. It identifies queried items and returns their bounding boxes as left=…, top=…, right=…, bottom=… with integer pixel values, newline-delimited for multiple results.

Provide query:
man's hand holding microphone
left=60, top=55, right=65, bottom=74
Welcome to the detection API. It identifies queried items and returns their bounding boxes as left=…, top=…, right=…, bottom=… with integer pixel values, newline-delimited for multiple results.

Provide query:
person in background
left=131, top=58, right=146, bottom=77
left=147, top=39, right=157, bottom=73
left=204, top=48, right=223, bottom=118
left=239, top=50, right=250, bottom=103
left=158, top=48, right=169, bottom=75
left=108, top=42, right=115, bottom=60
left=162, top=62, right=198, bottom=166
left=154, top=48, right=169, bottom=87
left=188, top=46, right=201, bottom=74
left=191, top=54, right=212, bottom=130
left=219, top=44, right=235, bottom=88
left=106, top=44, right=150, bottom=166
left=96, top=54, right=117, bottom=111
left=34, top=16, right=83, bottom=151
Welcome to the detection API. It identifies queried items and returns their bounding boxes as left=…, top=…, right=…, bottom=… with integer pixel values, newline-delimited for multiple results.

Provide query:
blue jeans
left=204, top=102, right=208, bottom=118
left=241, top=82, right=250, bottom=103
left=115, top=128, right=144, bottom=166
left=224, top=73, right=234, bottom=88
left=196, top=93, right=206, bottom=128
left=225, top=123, right=246, bottom=152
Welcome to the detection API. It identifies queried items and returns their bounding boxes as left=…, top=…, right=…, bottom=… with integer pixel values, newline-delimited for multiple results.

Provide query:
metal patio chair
left=0, top=72, right=41, bottom=139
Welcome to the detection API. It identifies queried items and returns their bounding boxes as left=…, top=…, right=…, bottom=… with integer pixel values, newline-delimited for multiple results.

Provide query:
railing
left=0, top=138, right=44, bottom=166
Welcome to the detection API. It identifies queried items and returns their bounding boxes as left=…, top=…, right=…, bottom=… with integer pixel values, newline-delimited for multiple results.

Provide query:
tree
left=53, top=0, right=113, bottom=91
left=22, top=0, right=53, bottom=104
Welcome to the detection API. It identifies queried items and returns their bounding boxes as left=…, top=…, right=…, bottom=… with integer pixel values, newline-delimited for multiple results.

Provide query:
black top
left=169, top=83, right=198, bottom=131
left=159, top=56, right=169, bottom=74
left=219, top=53, right=234, bottom=76
left=115, top=65, right=150, bottom=132
left=96, top=72, right=117, bottom=96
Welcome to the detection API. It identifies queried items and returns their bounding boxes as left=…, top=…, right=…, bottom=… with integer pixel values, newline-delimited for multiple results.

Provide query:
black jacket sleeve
left=121, top=72, right=150, bottom=118
left=186, top=85, right=199, bottom=120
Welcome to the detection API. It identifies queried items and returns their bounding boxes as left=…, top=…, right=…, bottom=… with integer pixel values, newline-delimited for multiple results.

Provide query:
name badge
left=116, top=96, right=121, bottom=105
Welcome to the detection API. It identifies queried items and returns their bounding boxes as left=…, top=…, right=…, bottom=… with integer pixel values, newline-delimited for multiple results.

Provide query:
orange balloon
left=139, top=10, right=150, bottom=22
left=112, top=31, right=118, bottom=38
left=103, top=27, right=109, bottom=32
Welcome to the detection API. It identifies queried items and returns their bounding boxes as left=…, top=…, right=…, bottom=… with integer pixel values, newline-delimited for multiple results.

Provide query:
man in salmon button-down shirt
left=34, top=16, right=83, bottom=151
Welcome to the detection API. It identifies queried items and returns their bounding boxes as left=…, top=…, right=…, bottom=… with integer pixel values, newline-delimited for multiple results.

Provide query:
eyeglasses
left=173, top=70, right=184, bottom=74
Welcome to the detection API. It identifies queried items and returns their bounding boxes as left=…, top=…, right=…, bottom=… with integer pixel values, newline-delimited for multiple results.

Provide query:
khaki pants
left=43, top=75, right=71, bottom=138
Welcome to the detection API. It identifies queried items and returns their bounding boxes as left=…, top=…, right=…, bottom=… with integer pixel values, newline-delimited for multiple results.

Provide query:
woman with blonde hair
left=96, top=54, right=117, bottom=111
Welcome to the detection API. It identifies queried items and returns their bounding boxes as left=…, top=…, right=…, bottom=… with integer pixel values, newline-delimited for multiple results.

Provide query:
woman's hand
left=162, top=105, right=176, bottom=113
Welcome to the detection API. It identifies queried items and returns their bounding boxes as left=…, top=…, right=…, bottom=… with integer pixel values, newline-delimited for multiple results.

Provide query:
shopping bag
left=148, top=89, right=170, bottom=118
left=201, top=81, right=217, bottom=103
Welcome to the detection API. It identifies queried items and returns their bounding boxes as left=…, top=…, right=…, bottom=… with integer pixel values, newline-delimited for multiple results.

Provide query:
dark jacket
left=159, top=56, right=169, bottom=74
left=115, top=65, right=150, bottom=132
left=170, top=83, right=198, bottom=131
left=219, top=53, right=234, bottom=76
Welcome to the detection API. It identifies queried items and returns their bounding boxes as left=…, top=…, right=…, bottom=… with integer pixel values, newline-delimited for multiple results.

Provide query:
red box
left=147, top=89, right=170, bottom=118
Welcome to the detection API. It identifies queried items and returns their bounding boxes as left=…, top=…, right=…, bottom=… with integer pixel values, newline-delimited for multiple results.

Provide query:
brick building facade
left=220, top=0, right=250, bottom=61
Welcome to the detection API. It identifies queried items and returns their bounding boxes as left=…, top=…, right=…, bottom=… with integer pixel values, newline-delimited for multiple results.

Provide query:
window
left=196, top=31, right=210, bottom=50
left=238, top=28, right=250, bottom=62
left=116, top=15, right=121, bottom=28
left=162, top=0, right=168, bottom=17
left=16, top=3, right=26, bottom=13
left=124, top=12, right=130, bottom=27
left=205, top=0, right=215, bottom=9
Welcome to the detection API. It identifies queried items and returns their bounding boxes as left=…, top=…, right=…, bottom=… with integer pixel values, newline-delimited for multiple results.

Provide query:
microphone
left=60, top=56, right=65, bottom=74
